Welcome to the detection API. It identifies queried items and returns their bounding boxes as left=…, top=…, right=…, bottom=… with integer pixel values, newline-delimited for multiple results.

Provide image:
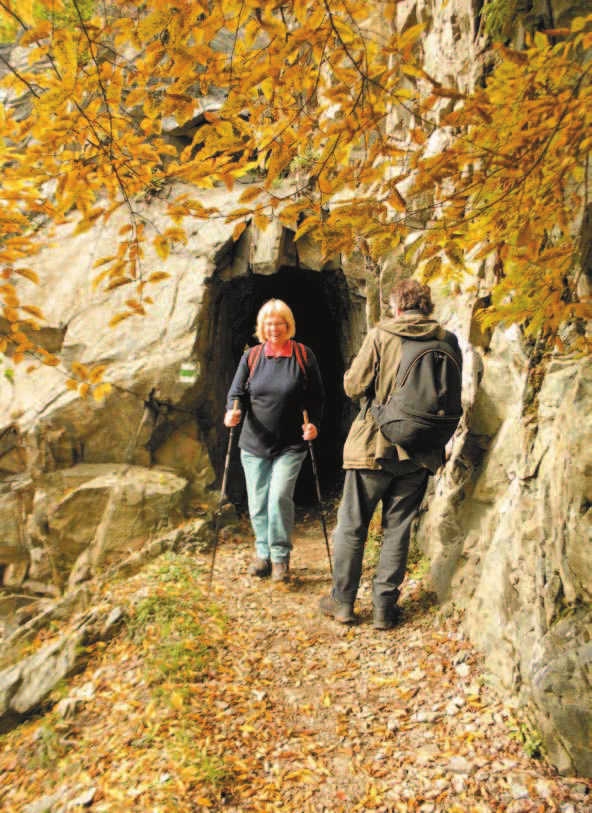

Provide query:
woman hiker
left=224, top=299, right=324, bottom=583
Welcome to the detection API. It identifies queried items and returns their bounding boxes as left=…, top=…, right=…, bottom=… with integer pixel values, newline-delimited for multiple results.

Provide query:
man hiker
left=319, top=279, right=463, bottom=630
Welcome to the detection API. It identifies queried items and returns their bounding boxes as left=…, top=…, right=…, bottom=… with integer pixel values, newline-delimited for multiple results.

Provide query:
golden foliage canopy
left=0, top=0, right=591, bottom=377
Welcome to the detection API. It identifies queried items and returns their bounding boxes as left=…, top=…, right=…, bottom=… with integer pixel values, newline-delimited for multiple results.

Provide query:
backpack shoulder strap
left=248, top=342, right=309, bottom=378
left=247, top=344, right=264, bottom=377
left=292, top=341, right=308, bottom=379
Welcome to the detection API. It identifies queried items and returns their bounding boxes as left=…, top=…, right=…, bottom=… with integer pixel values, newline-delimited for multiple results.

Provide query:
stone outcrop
left=0, top=187, right=229, bottom=608
left=417, top=314, right=592, bottom=776
left=0, top=605, right=125, bottom=733
left=386, top=0, right=592, bottom=779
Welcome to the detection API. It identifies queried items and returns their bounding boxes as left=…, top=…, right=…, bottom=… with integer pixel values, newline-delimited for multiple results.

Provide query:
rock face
left=0, top=181, right=364, bottom=610
left=417, top=322, right=592, bottom=776
left=0, top=186, right=228, bottom=602
left=384, top=0, right=592, bottom=779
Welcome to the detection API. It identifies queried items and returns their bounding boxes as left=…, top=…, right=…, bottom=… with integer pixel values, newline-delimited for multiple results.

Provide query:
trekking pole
left=303, top=410, right=333, bottom=575
left=208, top=399, right=240, bottom=592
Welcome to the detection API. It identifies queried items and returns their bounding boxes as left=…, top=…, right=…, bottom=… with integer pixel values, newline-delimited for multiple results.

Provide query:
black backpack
left=370, top=334, right=463, bottom=452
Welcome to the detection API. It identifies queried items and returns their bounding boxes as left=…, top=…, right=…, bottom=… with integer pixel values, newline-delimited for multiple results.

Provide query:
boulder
left=42, top=464, right=189, bottom=584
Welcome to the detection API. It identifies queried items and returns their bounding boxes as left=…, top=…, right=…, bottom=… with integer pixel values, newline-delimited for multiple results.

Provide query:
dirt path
left=205, top=511, right=592, bottom=812
left=1, top=512, right=590, bottom=812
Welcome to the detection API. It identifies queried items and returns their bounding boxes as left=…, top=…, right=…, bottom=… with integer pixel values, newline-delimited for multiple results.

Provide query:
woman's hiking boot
left=249, top=557, right=271, bottom=578
left=319, top=594, right=355, bottom=624
left=271, top=561, right=290, bottom=583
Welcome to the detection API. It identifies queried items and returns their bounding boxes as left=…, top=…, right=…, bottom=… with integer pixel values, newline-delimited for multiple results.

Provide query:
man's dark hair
left=390, top=279, right=434, bottom=316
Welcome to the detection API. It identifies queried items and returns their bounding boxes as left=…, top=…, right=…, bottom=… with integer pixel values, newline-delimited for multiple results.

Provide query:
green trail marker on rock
left=179, top=361, right=199, bottom=385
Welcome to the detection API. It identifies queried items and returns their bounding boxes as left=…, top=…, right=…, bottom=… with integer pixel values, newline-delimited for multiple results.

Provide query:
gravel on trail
left=207, top=512, right=592, bottom=813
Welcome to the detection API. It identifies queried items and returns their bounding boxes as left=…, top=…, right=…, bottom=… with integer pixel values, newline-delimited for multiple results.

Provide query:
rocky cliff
left=392, top=0, right=592, bottom=777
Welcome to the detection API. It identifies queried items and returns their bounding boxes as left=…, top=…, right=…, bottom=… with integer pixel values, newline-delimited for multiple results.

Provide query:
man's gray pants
left=332, top=461, right=430, bottom=612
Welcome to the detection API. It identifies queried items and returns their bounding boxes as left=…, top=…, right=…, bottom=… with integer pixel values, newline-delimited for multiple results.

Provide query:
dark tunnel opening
left=200, top=265, right=354, bottom=510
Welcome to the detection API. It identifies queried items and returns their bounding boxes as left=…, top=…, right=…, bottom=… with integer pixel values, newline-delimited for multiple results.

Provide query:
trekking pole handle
left=220, top=399, right=239, bottom=500
left=226, top=398, right=241, bottom=427
left=303, top=410, right=315, bottom=440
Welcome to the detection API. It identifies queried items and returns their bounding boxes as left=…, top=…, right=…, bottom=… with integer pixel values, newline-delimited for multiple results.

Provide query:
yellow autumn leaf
left=147, top=271, right=170, bottom=283
left=410, top=128, right=427, bottom=145
left=71, top=362, right=89, bottom=381
left=53, top=34, right=78, bottom=83
left=2, top=293, right=19, bottom=308
left=294, top=217, right=318, bottom=242
left=387, top=189, right=407, bottom=212
left=153, top=236, right=170, bottom=260
left=571, top=16, right=587, bottom=32
left=106, top=278, right=132, bottom=292
left=109, top=311, right=133, bottom=327
left=21, top=305, right=44, bottom=319
left=170, top=691, right=184, bottom=711
left=93, top=382, right=112, bottom=402
left=422, top=255, right=443, bottom=280
left=239, top=186, right=263, bottom=204
left=401, top=63, right=423, bottom=79
left=13, top=268, right=39, bottom=284
left=89, top=365, right=107, bottom=383
left=233, top=221, right=247, bottom=241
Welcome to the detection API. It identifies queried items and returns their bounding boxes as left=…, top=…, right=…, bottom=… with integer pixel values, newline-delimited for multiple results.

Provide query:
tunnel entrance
left=198, top=264, right=358, bottom=510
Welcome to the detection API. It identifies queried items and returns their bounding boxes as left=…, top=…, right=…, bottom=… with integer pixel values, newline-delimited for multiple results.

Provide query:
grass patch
left=407, top=536, right=431, bottom=581
left=509, top=716, right=545, bottom=760
left=127, top=553, right=224, bottom=686
left=119, top=552, right=234, bottom=801
left=365, top=507, right=432, bottom=584
left=28, top=724, right=65, bottom=771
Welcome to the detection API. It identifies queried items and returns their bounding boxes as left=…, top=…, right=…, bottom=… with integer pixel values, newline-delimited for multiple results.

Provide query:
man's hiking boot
left=373, top=606, right=402, bottom=630
left=319, top=594, right=355, bottom=624
left=271, top=561, right=290, bottom=583
left=249, top=557, right=271, bottom=578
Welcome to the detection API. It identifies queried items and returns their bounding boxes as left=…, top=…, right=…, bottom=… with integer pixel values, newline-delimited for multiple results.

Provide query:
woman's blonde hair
left=255, top=299, right=296, bottom=343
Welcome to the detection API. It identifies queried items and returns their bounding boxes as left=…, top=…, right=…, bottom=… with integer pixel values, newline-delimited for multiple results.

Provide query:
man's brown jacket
left=342, top=310, right=456, bottom=473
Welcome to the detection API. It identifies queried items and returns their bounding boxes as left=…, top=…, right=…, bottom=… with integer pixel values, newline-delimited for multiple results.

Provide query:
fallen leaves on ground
left=0, top=513, right=591, bottom=812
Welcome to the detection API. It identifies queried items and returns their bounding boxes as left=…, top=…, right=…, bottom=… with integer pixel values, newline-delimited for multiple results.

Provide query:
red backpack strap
left=292, top=341, right=308, bottom=379
left=247, top=344, right=264, bottom=377
left=249, top=342, right=308, bottom=378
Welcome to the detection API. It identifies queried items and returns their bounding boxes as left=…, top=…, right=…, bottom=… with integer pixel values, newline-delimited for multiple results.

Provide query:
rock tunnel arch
left=195, top=257, right=364, bottom=509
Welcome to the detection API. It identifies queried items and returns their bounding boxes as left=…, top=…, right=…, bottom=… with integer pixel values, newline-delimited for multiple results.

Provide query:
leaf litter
left=0, top=511, right=590, bottom=813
